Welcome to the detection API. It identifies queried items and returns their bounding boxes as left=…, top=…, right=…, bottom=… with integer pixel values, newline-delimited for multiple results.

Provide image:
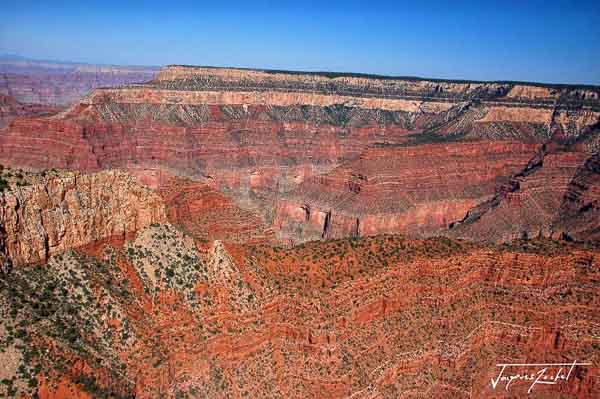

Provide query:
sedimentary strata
left=450, top=143, right=600, bottom=243
left=0, top=169, right=165, bottom=265
left=273, top=141, right=539, bottom=242
left=1, top=65, right=598, bottom=242
left=1, top=229, right=598, bottom=398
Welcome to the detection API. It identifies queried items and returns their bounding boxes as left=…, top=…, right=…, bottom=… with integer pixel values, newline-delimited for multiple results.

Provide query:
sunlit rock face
left=0, top=65, right=599, bottom=243
left=273, top=141, right=540, bottom=243
left=0, top=169, right=166, bottom=266
left=1, top=224, right=599, bottom=398
left=0, top=65, right=598, bottom=398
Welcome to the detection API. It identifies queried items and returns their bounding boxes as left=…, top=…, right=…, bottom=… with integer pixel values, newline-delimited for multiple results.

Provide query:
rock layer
left=557, top=152, right=600, bottom=240
left=158, top=176, right=276, bottom=245
left=450, top=144, right=600, bottom=243
left=273, top=141, right=539, bottom=242
left=0, top=65, right=599, bottom=242
left=0, top=170, right=165, bottom=265
left=1, top=230, right=599, bottom=398
left=0, top=94, right=61, bottom=128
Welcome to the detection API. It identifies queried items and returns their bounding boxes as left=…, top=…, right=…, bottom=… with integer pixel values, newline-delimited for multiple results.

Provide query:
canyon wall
left=0, top=61, right=598, bottom=396
left=158, top=175, right=276, bottom=245
left=449, top=144, right=600, bottom=243
left=0, top=170, right=165, bottom=265
left=1, top=228, right=598, bottom=398
left=0, top=94, right=61, bottom=128
left=557, top=152, right=600, bottom=240
left=0, top=65, right=599, bottom=242
left=273, top=141, right=540, bottom=242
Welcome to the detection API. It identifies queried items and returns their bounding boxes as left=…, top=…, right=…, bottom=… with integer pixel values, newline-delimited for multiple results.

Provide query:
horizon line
left=2, top=53, right=600, bottom=90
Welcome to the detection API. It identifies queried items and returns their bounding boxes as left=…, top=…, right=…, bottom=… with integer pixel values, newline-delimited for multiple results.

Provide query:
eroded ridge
left=0, top=230, right=598, bottom=398
left=0, top=65, right=598, bottom=243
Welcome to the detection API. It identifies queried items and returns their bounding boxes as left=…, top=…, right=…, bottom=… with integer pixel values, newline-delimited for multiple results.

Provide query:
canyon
left=0, top=169, right=165, bottom=266
left=1, top=206, right=598, bottom=397
left=0, top=56, right=158, bottom=106
left=0, top=63, right=599, bottom=398
left=0, top=65, right=598, bottom=244
left=0, top=94, right=61, bottom=129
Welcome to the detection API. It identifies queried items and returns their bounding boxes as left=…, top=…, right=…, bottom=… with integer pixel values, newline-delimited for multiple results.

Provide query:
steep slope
left=1, top=230, right=598, bottom=398
left=557, top=152, right=600, bottom=240
left=0, top=169, right=166, bottom=266
left=449, top=142, right=599, bottom=243
left=273, top=141, right=538, bottom=243
left=0, top=166, right=598, bottom=398
left=2, top=66, right=599, bottom=181
left=0, top=65, right=599, bottom=242
left=158, top=176, right=276, bottom=245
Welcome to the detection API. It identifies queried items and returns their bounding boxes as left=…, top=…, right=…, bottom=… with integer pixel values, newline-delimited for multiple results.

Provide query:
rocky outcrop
left=153, top=65, right=599, bottom=103
left=0, top=170, right=165, bottom=265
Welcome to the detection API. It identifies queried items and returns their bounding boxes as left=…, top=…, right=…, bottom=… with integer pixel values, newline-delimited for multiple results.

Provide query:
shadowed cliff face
left=449, top=139, right=600, bottom=243
left=0, top=65, right=599, bottom=244
left=558, top=152, right=600, bottom=240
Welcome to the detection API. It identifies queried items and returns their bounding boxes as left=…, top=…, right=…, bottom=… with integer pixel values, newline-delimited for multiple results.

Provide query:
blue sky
left=1, top=0, right=599, bottom=84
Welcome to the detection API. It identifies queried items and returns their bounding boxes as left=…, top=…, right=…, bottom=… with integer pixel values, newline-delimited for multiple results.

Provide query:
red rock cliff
left=0, top=65, right=598, bottom=242
left=0, top=170, right=165, bottom=265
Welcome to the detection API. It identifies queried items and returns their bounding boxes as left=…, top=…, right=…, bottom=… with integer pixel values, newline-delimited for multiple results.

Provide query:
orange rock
left=0, top=170, right=165, bottom=265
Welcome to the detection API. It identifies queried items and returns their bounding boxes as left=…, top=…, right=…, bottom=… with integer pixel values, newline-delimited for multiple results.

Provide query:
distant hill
left=0, top=55, right=159, bottom=105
